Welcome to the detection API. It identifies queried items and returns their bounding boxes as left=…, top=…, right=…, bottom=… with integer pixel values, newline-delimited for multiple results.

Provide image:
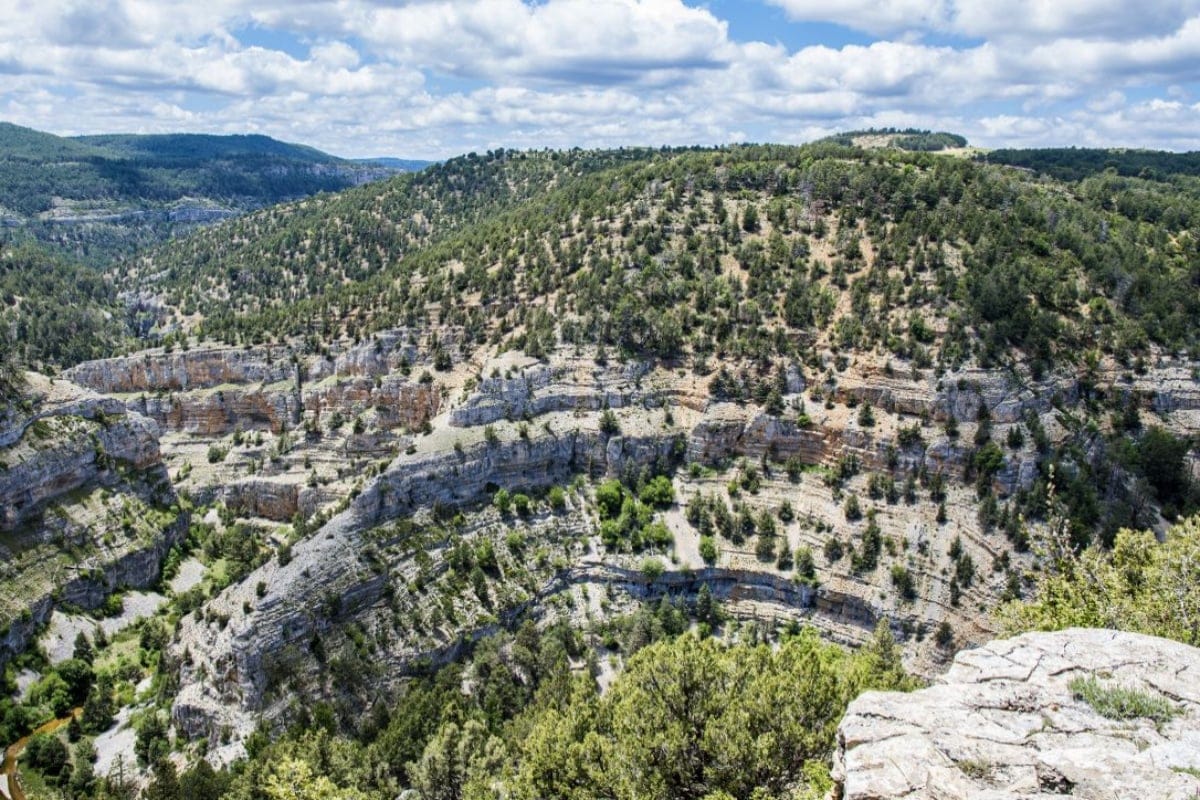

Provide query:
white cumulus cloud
left=0, top=0, right=1196, bottom=157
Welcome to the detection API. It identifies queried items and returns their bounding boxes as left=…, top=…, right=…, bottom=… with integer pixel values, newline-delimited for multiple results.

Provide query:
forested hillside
left=985, top=147, right=1200, bottom=182
left=0, top=245, right=130, bottom=369
left=0, top=123, right=406, bottom=263
left=0, top=124, right=381, bottom=219
left=124, top=142, right=1200, bottom=544
left=136, top=141, right=1200, bottom=363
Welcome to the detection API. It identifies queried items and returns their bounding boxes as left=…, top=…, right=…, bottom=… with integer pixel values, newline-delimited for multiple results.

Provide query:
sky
left=2, top=0, right=1200, bottom=159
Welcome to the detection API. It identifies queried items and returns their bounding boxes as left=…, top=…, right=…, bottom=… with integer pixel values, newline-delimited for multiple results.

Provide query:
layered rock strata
left=58, top=337, right=1197, bottom=757
left=0, top=374, right=187, bottom=664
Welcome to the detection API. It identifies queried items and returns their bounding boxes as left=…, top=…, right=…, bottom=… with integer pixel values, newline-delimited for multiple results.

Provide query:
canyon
left=14, top=330, right=1185, bottom=759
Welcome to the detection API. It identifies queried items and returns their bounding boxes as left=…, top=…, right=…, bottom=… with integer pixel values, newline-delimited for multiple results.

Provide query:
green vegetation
left=135, top=612, right=910, bottom=800
left=984, top=147, right=1200, bottom=182
left=0, top=123, right=405, bottom=275
left=130, top=141, right=1200, bottom=375
left=0, top=329, right=23, bottom=400
left=510, top=626, right=909, bottom=800
left=1069, top=675, right=1177, bottom=723
left=0, top=122, right=379, bottom=220
left=820, top=128, right=968, bottom=151
left=1002, top=515, right=1200, bottom=645
left=0, top=244, right=129, bottom=369
left=11, top=135, right=1200, bottom=429
left=8, top=129, right=1200, bottom=798
left=596, top=478, right=675, bottom=552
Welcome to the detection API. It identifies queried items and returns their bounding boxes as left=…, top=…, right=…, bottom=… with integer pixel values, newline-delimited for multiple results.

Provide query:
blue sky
left=1, top=0, right=1199, bottom=159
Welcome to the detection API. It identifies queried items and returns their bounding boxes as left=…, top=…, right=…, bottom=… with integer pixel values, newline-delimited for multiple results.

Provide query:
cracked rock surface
left=833, top=628, right=1200, bottom=799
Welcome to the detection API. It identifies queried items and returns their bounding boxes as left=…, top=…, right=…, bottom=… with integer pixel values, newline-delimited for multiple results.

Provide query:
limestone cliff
left=0, top=373, right=187, bottom=665
left=63, top=341, right=440, bottom=526
left=56, top=336, right=1199, bottom=758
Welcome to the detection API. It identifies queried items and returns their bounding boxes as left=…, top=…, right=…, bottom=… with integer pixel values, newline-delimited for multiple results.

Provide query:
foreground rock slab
left=834, top=628, right=1200, bottom=799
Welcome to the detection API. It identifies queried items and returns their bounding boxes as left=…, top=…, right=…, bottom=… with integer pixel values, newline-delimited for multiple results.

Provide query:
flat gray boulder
left=834, top=628, right=1200, bottom=799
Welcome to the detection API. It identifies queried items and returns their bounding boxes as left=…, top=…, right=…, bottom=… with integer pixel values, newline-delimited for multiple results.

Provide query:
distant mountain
left=74, top=132, right=344, bottom=164
left=0, top=122, right=404, bottom=262
left=981, top=147, right=1200, bottom=181
left=352, top=156, right=436, bottom=172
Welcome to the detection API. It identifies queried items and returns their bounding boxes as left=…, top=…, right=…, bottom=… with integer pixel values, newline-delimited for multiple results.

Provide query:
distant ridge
left=0, top=122, right=420, bottom=262
left=73, top=131, right=343, bottom=163
left=982, top=146, right=1200, bottom=181
left=353, top=156, right=436, bottom=172
left=819, top=128, right=969, bottom=152
left=0, top=122, right=380, bottom=218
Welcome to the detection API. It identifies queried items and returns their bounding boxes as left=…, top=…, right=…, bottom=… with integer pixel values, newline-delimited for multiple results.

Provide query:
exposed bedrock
left=65, top=343, right=441, bottom=437
left=168, top=429, right=677, bottom=745
left=0, top=375, right=187, bottom=666
left=833, top=628, right=1200, bottom=799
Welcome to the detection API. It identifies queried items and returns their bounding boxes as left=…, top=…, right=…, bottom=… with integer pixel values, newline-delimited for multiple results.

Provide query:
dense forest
left=0, top=244, right=130, bottom=370
left=0, top=124, right=383, bottom=218
left=984, top=147, right=1200, bottom=182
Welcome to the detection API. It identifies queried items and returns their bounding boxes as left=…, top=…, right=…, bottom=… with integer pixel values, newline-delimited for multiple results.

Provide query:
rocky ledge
left=834, top=628, right=1200, bottom=799
left=0, top=374, right=187, bottom=665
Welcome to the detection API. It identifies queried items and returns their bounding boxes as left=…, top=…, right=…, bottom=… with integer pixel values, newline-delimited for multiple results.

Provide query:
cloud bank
left=1, top=0, right=1198, bottom=158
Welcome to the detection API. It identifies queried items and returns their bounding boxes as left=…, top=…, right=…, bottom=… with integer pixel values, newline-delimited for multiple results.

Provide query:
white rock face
left=834, top=628, right=1200, bottom=799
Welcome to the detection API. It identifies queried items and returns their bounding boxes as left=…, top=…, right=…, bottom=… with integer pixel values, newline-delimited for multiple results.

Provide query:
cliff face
left=0, top=374, right=187, bottom=665
left=55, top=335, right=1200, bottom=760
left=168, top=426, right=680, bottom=753
left=63, top=342, right=441, bottom=437
left=63, top=348, right=301, bottom=395
left=64, top=340, right=440, bottom=525
left=833, top=628, right=1200, bottom=799
left=0, top=395, right=159, bottom=531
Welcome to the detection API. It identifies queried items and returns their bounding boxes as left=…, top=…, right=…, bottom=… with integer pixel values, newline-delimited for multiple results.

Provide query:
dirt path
left=2, top=709, right=81, bottom=800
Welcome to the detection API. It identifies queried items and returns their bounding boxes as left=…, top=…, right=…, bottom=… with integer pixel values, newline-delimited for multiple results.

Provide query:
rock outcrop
left=62, top=340, right=441, bottom=438
left=448, top=355, right=673, bottom=427
left=54, top=333, right=1191, bottom=757
left=168, top=425, right=680, bottom=745
left=834, top=628, right=1200, bottom=799
left=63, top=347, right=303, bottom=395
left=0, top=374, right=187, bottom=665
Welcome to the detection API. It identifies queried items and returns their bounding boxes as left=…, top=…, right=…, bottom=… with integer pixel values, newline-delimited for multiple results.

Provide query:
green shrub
left=640, top=558, right=664, bottom=580
left=595, top=480, right=625, bottom=519
left=599, top=409, right=620, bottom=435
left=513, top=493, right=531, bottom=516
left=843, top=494, right=862, bottom=521
left=639, top=475, right=674, bottom=508
left=890, top=564, right=916, bottom=600
left=1069, top=676, right=1176, bottom=723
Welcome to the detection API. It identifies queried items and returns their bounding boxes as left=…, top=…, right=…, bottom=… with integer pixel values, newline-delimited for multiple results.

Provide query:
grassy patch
left=1069, top=675, right=1177, bottom=724
left=958, top=759, right=993, bottom=780
left=93, top=628, right=140, bottom=674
